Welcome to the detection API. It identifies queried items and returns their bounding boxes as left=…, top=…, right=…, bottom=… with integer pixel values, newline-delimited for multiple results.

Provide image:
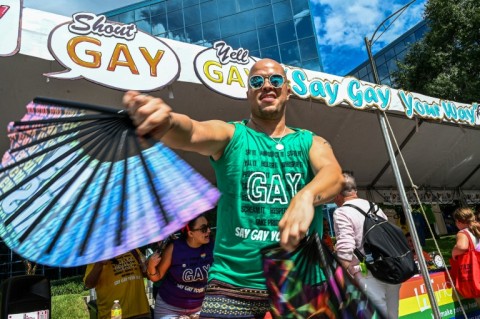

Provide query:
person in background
left=148, top=235, right=178, bottom=301
left=84, top=250, right=151, bottom=319
left=333, top=171, right=400, bottom=319
left=452, top=207, right=480, bottom=256
left=123, top=58, right=344, bottom=318
left=452, top=207, right=480, bottom=306
left=147, top=215, right=214, bottom=319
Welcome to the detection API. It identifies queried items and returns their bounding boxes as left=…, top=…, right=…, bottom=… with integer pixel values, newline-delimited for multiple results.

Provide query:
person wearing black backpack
left=332, top=172, right=401, bottom=319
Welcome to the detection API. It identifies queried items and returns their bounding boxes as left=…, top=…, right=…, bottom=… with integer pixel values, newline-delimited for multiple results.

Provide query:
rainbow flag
left=399, top=271, right=480, bottom=318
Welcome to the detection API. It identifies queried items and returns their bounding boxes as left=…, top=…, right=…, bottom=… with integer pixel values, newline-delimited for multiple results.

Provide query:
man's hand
left=123, top=90, right=173, bottom=139
left=278, top=193, right=314, bottom=251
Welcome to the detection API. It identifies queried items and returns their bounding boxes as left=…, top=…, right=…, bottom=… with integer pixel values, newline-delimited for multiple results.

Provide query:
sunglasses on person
left=191, top=225, right=211, bottom=233
left=248, top=74, right=285, bottom=90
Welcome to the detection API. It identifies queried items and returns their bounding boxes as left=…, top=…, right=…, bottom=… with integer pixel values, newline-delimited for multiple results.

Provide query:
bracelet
left=147, top=270, right=159, bottom=277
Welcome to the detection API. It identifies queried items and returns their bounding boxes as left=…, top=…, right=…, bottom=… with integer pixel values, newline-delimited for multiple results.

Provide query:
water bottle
left=111, top=300, right=122, bottom=319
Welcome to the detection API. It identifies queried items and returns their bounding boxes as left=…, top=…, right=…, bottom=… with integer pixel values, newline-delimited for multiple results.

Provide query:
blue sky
left=24, top=0, right=427, bottom=76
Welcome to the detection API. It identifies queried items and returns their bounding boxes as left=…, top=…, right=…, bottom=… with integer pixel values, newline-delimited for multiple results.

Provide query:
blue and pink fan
left=0, top=97, right=220, bottom=267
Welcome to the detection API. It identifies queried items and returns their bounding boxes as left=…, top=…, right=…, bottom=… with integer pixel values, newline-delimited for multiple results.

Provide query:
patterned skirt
left=199, top=279, right=271, bottom=319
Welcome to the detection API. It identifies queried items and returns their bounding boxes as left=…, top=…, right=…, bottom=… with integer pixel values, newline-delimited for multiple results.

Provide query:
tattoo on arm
left=323, top=140, right=332, bottom=148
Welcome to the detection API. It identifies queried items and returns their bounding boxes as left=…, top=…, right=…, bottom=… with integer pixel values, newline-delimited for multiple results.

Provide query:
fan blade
left=0, top=98, right=220, bottom=266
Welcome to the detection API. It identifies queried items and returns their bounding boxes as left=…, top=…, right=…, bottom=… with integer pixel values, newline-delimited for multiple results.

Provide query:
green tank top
left=209, top=120, right=323, bottom=289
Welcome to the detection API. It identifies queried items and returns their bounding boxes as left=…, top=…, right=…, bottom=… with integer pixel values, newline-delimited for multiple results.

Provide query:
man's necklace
left=249, top=118, right=287, bottom=151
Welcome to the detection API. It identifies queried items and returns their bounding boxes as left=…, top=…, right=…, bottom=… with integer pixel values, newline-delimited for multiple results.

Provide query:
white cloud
left=312, top=0, right=427, bottom=50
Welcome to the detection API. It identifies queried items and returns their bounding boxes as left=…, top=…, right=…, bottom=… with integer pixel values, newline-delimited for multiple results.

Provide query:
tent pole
left=365, top=37, right=441, bottom=319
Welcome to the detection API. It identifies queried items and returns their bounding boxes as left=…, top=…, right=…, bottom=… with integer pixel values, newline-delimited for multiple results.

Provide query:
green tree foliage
left=393, top=0, right=480, bottom=103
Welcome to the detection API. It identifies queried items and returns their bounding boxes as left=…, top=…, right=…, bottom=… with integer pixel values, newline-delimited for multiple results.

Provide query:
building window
left=218, top=1, right=238, bottom=17
left=272, top=0, right=292, bottom=23
left=375, top=54, right=386, bottom=66
left=294, top=12, right=314, bottom=39
left=292, top=0, right=310, bottom=15
left=239, top=0, right=255, bottom=11
left=238, top=11, right=255, bottom=33
left=250, top=49, right=260, bottom=59
left=135, top=8, right=149, bottom=21
left=219, top=16, right=236, bottom=38
left=384, top=49, right=396, bottom=61
left=261, top=45, right=281, bottom=61
left=298, top=37, right=317, bottom=61
left=377, top=63, right=389, bottom=81
left=186, top=24, right=204, bottom=45
left=223, top=34, right=241, bottom=49
left=358, top=66, right=368, bottom=79
left=184, top=5, right=201, bottom=26
left=254, top=0, right=271, bottom=7
left=117, top=11, right=135, bottom=24
left=136, top=18, right=152, bottom=34
left=280, top=41, right=300, bottom=66
left=183, top=0, right=199, bottom=6
left=381, top=77, right=391, bottom=86
left=414, top=25, right=428, bottom=40
left=276, top=20, right=296, bottom=44
left=302, top=58, right=321, bottom=72
left=202, top=19, right=221, bottom=40
left=168, top=10, right=184, bottom=30
left=239, top=30, right=259, bottom=52
left=258, top=25, right=278, bottom=48
left=394, top=42, right=405, bottom=55
left=166, top=0, right=182, bottom=12
left=254, top=5, right=274, bottom=28
left=151, top=14, right=167, bottom=36
left=149, top=2, right=166, bottom=17
left=201, top=0, right=219, bottom=22
left=404, top=34, right=415, bottom=46
left=387, top=58, right=398, bottom=73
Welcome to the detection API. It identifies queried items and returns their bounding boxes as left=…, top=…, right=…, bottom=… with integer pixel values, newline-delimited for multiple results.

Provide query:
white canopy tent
left=1, top=9, right=478, bottom=202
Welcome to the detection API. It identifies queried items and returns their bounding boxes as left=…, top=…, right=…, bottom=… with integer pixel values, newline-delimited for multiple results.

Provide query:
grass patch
left=52, top=293, right=89, bottom=319
left=51, top=275, right=90, bottom=319
left=51, top=275, right=88, bottom=296
left=424, top=235, right=457, bottom=267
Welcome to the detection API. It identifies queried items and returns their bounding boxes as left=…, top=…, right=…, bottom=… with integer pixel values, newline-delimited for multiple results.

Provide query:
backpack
left=343, top=201, right=416, bottom=284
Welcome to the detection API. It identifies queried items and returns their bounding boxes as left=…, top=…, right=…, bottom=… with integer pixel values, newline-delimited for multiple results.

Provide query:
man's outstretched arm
left=123, top=91, right=234, bottom=158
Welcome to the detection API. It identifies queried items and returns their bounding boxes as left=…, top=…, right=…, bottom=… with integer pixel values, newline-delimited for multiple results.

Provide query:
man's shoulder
left=342, top=198, right=370, bottom=209
left=335, top=198, right=377, bottom=218
left=228, top=119, right=247, bottom=126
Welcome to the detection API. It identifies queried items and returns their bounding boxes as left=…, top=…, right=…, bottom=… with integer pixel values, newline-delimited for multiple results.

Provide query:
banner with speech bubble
left=194, top=41, right=257, bottom=100
left=45, top=12, right=180, bottom=91
left=0, top=0, right=22, bottom=56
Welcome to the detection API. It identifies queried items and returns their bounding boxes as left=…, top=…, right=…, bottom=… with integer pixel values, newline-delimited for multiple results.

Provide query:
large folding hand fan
left=0, top=97, right=220, bottom=267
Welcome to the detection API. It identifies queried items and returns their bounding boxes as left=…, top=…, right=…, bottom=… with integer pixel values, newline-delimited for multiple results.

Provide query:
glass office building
left=104, top=0, right=323, bottom=71
left=348, top=20, right=428, bottom=86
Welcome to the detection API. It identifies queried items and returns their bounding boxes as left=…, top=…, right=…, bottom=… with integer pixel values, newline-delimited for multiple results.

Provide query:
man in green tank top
left=123, top=58, right=344, bottom=318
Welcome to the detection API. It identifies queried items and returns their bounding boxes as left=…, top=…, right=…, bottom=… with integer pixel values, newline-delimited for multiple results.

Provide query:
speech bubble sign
left=0, top=0, right=22, bottom=56
left=45, top=13, right=180, bottom=92
left=194, top=41, right=257, bottom=100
